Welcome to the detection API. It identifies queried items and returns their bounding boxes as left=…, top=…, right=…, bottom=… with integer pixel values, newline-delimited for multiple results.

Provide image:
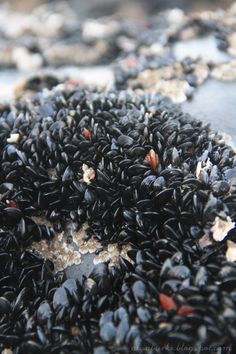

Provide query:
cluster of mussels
left=0, top=86, right=236, bottom=353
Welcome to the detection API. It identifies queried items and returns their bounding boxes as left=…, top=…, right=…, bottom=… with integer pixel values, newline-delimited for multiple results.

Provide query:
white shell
left=7, top=133, right=20, bottom=143
left=211, top=216, right=235, bottom=242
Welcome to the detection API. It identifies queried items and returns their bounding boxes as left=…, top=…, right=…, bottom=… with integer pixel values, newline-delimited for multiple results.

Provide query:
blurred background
left=1, top=0, right=234, bottom=17
left=0, top=0, right=235, bottom=145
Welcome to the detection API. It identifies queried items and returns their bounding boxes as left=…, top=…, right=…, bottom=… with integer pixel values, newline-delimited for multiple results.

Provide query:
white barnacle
left=226, top=240, right=236, bottom=262
left=82, top=164, right=95, bottom=184
left=7, top=133, right=20, bottom=144
left=93, top=251, right=110, bottom=265
left=211, top=216, right=235, bottom=242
